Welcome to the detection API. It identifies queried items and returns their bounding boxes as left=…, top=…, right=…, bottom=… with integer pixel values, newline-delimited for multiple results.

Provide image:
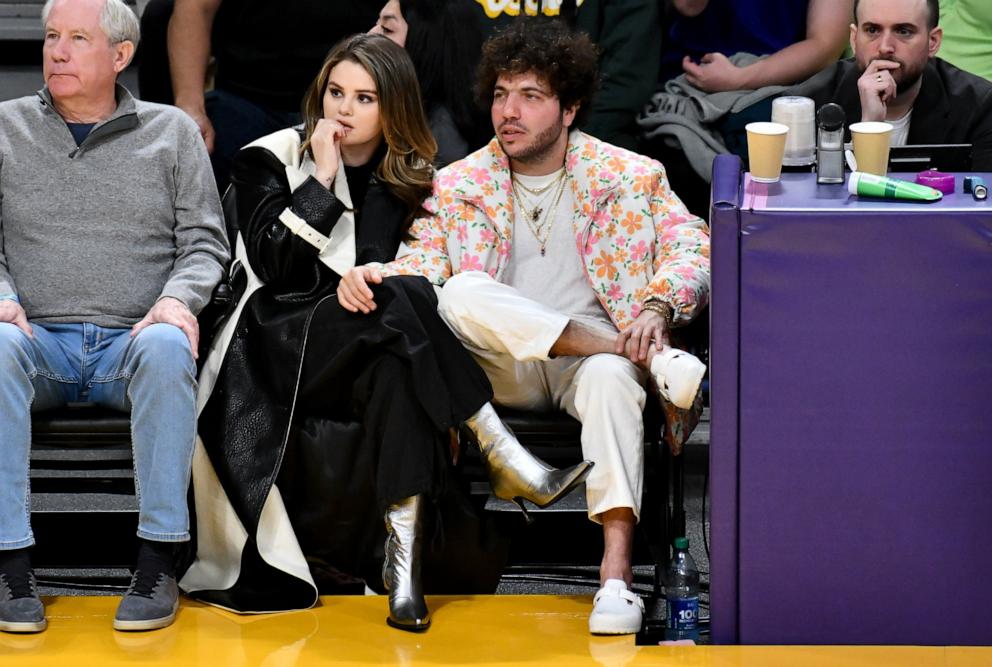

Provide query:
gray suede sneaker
left=113, top=569, right=179, bottom=632
left=114, top=541, right=180, bottom=632
left=0, top=552, right=46, bottom=634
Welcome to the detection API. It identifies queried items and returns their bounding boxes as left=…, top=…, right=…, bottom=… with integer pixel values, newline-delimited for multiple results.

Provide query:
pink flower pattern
left=382, top=133, right=710, bottom=331
left=460, top=253, right=483, bottom=272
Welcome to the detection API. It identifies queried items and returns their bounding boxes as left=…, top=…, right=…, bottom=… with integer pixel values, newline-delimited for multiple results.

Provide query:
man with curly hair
left=338, top=17, right=710, bottom=635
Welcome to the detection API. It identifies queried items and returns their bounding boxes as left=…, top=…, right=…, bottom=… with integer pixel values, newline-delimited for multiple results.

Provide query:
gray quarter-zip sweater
left=0, top=85, right=230, bottom=327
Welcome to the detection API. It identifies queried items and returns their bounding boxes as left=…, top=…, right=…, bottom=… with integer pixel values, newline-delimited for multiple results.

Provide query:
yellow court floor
left=0, top=595, right=989, bottom=666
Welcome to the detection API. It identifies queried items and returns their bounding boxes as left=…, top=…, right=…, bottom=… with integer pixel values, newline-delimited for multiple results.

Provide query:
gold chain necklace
left=512, top=173, right=569, bottom=256
left=511, top=170, right=565, bottom=225
left=514, top=170, right=564, bottom=196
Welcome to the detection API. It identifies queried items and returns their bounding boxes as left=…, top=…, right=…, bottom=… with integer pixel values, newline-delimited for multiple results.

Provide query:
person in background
left=135, top=0, right=174, bottom=102
left=664, top=0, right=853, bottom=91
left=788, top=0, right=992, bottom=169
left=183, top=33, right=591, bottom=632
left=370, top=0, right=490, bottom=166
left=0, top=0, right=229, bottom=633
left=163, top=0, right=379, bottom=192
left=468, top=0, right=661, bottom=150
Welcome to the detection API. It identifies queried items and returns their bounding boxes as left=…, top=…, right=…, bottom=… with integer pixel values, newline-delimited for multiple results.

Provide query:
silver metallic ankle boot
left=465, top=403, right=594, bottom=522
left=383, top=495, right=430, bottom=632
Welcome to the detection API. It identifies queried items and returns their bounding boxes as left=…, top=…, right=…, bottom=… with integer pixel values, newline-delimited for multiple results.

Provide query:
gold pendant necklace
left=512, top=172, right=568, bottom=256
left=512, top=170, right=565, bottom=229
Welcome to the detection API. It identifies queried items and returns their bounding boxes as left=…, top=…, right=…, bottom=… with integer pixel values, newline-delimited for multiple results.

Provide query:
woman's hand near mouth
left=312, top=119, right=347, bottom=188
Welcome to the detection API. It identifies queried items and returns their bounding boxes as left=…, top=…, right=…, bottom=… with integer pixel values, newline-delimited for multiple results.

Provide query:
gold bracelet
left=641, top=299, right=674, bottom=327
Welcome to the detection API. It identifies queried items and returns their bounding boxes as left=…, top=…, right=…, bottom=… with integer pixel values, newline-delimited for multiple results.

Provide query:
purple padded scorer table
left=708, top=155, right=992, bottom=645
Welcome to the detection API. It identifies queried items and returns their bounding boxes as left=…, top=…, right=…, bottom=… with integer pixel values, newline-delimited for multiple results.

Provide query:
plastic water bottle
left=664, top=536, right=700, bottom=641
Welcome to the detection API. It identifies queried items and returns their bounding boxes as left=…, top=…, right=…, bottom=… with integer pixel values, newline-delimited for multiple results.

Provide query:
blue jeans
left=0, top=322, right=197, bottom=548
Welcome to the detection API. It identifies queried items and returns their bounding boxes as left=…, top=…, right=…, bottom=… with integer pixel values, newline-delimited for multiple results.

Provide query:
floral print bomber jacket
left=379, top=130, right=710, bottom=331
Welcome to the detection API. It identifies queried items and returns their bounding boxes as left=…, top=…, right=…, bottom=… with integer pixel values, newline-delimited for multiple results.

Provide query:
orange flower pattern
left=379, top=132, right=710, bottom=331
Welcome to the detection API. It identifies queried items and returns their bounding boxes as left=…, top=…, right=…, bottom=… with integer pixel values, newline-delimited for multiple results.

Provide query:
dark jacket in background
left=212, top=0, right=381, bottom=112
left=788, top=57, right=992, bottom=171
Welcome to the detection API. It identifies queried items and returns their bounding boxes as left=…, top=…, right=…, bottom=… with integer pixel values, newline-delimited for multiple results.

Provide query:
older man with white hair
left=0, top=0, right=229, bottom=632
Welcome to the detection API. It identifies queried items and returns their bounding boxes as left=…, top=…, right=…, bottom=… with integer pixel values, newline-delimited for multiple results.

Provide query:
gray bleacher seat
left=0, top=1, right=45, bottom=41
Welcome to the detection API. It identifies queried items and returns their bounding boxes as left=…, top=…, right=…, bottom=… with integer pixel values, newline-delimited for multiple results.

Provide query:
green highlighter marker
left=848, top=171, right=943, bottom=202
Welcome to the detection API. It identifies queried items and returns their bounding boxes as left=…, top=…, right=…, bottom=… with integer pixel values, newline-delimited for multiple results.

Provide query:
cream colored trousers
left=437, top=271, right=646, bottom=522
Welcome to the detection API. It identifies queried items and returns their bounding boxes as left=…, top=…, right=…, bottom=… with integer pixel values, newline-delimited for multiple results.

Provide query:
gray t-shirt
left=502, top=169, right=615, bottom=334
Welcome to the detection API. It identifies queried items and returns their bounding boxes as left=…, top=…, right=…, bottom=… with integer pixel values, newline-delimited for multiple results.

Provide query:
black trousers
left=277, top=276, right=493, bottom=575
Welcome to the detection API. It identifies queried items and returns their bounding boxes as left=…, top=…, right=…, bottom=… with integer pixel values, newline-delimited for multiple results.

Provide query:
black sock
left=0, top=548, right=35, bottom=599
left=136, top=539, right=176, bottom=578
left=0, top=547, right=31, bottom=574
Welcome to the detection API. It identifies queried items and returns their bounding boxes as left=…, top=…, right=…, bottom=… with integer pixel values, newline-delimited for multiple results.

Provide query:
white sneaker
left=649, top=347, right=706, bottom=409
left=589, top=579, right=644, bottom=635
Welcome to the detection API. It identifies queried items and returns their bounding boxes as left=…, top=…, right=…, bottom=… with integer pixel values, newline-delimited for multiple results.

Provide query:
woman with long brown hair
left=182, top=33, right=591, bottom=632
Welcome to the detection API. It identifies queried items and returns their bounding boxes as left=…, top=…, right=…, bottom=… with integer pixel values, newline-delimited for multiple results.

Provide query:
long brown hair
left=301, top=33, right=437, bottom=226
